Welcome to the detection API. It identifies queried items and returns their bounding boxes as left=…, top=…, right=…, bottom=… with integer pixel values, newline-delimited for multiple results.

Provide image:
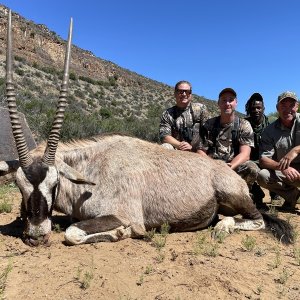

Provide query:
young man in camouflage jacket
left=196, top=88, right=259, bottom=190
left=159, top=80, right=209, bottom=151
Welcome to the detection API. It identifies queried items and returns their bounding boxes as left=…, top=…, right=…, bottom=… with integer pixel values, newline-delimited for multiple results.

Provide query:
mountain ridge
left=0, top=4, right=220, bottom=142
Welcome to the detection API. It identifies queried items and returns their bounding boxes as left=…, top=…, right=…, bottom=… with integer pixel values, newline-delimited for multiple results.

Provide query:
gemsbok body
left=1, top=10, right=294, bottom=246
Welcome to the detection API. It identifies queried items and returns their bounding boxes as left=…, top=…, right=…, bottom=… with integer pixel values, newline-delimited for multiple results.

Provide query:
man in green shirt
left=258, top=91, right=300, bottom=211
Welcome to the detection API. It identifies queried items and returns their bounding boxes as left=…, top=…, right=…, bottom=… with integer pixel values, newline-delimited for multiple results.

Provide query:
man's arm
left=278, top=145, right=300, bottom=170
left=259, top=155, right=280, bottom=170
left=259, top=124, right=279, bottom=170
left=162, top=135, right=192, bottom=151
left=159, top=109, right=192, bottom=151
left=228, top=144, right=250, bottom=170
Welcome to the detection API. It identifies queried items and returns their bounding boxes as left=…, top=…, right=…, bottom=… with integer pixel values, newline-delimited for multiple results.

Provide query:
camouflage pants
left=235, top=160, right=260, bottom=188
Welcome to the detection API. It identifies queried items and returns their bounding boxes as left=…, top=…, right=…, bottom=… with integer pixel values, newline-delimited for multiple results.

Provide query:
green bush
left=15, top=68, right=25, bottom=76
left=99, top=107, right=112, bottom=119
left=69, top=72, right=77, bottom=81
left=79, top=76, right=95, bottom=85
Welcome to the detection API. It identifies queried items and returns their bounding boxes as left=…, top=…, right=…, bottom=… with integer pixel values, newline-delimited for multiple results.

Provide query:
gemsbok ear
left=0, top=160, right=20, bottom=172
left=56, top=159, right=96, bottom=185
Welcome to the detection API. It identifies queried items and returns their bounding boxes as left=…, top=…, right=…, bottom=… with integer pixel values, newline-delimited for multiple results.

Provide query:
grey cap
left=277, top=91, right=298, bottom=103
left=219, top=88, right=237, bottom=99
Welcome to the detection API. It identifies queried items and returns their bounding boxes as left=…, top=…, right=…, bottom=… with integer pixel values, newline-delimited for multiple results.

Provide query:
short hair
left=245, top=93, right=264, bottom=115
left=174, top=80, right=192, bottom=91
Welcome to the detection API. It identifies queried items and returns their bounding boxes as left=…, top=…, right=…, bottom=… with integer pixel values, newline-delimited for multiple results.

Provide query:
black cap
left=249, top=93, right=263, bottom=102
left=219, top=88, right=237, bottom=99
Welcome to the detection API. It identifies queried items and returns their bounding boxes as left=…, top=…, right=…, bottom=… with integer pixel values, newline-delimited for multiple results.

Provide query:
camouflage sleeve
left=200, top=104, right=210, bottom=126
left=239, top=119, right=254, bottom=147
left=159, top=109, right=173, bottom=142
left=196, top=119, right=213, bottom=151
left=259, top=125, right=275, bottom=159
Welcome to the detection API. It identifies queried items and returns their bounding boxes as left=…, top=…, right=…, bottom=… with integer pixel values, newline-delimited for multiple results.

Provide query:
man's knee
left=237, top=161, right=259, bottom=186
left=257, top=169, right=270, bottom=187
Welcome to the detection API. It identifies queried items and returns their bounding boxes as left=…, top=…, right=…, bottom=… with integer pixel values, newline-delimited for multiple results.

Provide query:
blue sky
left=2, top=0, right=300, bottom=114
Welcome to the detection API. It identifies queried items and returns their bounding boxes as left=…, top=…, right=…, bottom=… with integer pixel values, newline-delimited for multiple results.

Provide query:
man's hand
left=282, top=166, right=300, bottom=182
left=226, top=162, right=233, bottom=169
left=278, top=149, right=299, bottom=170
left=177, top=141, right=192, bottom=151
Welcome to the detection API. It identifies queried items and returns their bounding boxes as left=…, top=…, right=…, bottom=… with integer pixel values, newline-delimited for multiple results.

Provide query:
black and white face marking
left=16, top=161, right=59, bottom=245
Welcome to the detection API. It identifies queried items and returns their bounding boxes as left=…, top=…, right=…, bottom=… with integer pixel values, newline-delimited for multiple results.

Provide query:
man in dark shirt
left=245, top=93, right=270, bottom=209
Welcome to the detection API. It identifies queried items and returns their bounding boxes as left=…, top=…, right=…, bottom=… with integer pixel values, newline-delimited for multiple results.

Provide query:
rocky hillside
left=0, top=4, right=219, bottom=142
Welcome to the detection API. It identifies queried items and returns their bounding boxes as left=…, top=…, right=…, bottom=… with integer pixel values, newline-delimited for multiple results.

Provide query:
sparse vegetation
left=293, top=247, right=300, bottom=265
left=0, top=199, right=12, bottom=213
left=74, top=258, right=95, bottom=290
left=151, top=223, right=170, bottom=251
left=194, top=231, right=219, bottom=257
left=0, top=184, right=17, bottom=213
left=270, top=246, right=282, bottom=269
left=0, top=261, right=13, bottom=299
left=52, top=223, right=61, bottom=233
left=276, top=268, right=292, bottom=285
left=241, top=235, right=256, bottom=251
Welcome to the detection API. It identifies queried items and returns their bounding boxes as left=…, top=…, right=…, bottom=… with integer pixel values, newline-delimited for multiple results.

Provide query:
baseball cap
left=277, top=91, right=298, bottom=103
left=219, top=88, right=237, bottom=99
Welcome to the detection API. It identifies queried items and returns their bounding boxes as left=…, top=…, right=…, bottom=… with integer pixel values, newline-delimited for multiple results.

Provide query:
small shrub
left=52, top=223, right=62, bottom=233
left=136, top=274, right=144, bottom=286
left=203, top=242, right=219, bottom=257
left=14, top=55, right=26, bottom=63
left=69, top=72, right=77, bottom=81
left=75, top=259, right=95, bottom=290
left=79, top=76, right=95, bottom=85
left=194, top=231, right=219, bottom=257
left=144, top=228, right=156, bottom=241
left=0, top=200, right=12, bottom=213
left=241, top=235, right=256, bottom=251
left=277, top=268, right=291, bottom=285
left=74, top=89, right=85, bottom=99
left=144, top=265, right=153, bottom=275
left=293, top=247, right=300, bottom=265
left=99, top=107, right=112, bottom=119
left=152, top=234, right=166, bottom=250
left=270, top=247, right=281, bottom=269
left=15, top=68, right=25, bottom=76
left=0, top=261, right=13, bottom=297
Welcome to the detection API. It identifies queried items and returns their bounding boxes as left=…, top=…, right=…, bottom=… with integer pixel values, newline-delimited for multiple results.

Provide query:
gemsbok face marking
left=16, top=161, right=59, bottom=246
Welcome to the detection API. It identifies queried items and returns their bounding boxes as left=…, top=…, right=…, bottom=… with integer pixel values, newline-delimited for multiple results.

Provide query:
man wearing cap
left=196, top=88, right=259, bottom=188
left=258, top=91, right=300, bottom=211
left=159, top=80, right=209, bottom=151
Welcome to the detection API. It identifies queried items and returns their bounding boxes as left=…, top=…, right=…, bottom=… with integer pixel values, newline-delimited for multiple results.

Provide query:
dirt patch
left=1, top=188, right=300, bottom=300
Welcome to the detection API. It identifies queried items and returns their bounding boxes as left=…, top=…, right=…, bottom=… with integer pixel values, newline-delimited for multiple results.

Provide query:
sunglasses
left=176, top=89, right=192, bottom=95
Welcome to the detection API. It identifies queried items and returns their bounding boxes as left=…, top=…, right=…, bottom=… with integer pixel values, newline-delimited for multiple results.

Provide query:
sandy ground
left=1, top=187, right=300, bottom=300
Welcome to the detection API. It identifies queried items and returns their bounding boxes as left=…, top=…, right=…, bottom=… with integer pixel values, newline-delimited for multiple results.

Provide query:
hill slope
left=0, top=4, right=219, bottom=142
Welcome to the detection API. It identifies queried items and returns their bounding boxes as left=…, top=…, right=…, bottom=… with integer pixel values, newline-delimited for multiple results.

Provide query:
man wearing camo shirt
left=196, top=88, right=259, bottom=188
left=159, top=80, right=209, bottom=151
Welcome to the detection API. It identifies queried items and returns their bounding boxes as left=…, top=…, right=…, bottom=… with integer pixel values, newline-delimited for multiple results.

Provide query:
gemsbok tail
left=262, top=212, right=294, bottom=244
